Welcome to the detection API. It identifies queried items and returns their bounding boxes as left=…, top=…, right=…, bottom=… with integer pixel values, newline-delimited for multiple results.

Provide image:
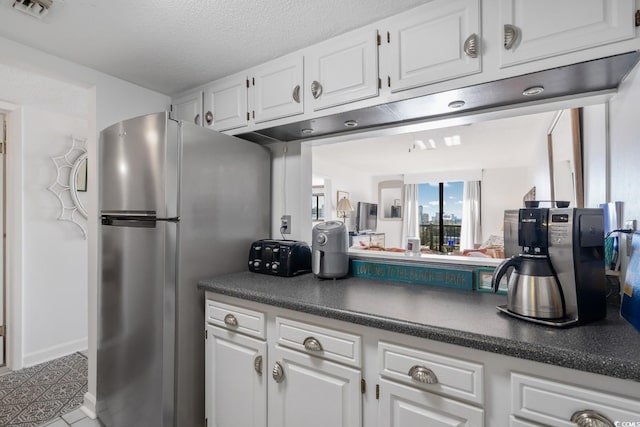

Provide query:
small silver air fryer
left=312, top=221, right=349, bottom=279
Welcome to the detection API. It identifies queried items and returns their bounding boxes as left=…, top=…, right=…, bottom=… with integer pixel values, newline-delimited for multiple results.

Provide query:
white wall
left=480, top=167, right=533, bottom=242
left=0, top=35, right=170, bottom=416
left=609, top=61, right=640, bottom=283
left=22, top=107, right=89, bottom=366
left=582, top=104, right=607, bottom=208
left=269, top=141, right=313, bottom=243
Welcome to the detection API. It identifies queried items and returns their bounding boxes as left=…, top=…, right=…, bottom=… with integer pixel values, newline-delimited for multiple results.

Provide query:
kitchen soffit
left=238, top=52, right=640, bottom=143
left=0, top=0, right=427, bottom=95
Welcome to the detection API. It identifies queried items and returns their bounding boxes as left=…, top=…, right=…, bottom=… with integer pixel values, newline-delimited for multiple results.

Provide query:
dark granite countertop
left=198, top=271, right=640, bottom=382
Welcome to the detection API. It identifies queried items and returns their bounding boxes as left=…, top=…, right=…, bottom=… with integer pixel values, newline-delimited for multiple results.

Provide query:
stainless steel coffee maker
left=493, top=208, right=606, bottom=327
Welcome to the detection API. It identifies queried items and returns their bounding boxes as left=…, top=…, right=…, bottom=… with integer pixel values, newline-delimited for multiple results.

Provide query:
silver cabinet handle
left=223, top=313, right=238, bottom=327
left=303, top=336, right=323, bottom=352
left=292, top=85, right=301, bottom=103
left=205, top=110, right=213, bottom=125
left=463, top=33, right=479, bottom=58
left=194, top=114, right=200, bottom=125
left=311, top=80, right=323, bottom=99
left=254, top=355, right=263, bottom=376
left=504, top=24, right=520, bottom=50
left=272, top=361, right=284, bottom=383
left=571, top=410, right=614, bottom=427
left=408, top=365, right=438, bottom=384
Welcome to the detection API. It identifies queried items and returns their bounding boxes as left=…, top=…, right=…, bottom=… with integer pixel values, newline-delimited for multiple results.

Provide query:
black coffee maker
left=494, top=207, right=606, bottom=327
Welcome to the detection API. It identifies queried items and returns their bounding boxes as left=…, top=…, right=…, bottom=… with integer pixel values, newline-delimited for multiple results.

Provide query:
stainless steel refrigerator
left=97, top=112, right=270, bottom=427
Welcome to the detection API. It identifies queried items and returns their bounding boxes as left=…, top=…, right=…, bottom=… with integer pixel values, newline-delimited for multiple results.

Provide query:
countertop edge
left=199, top=283, right=640, bottom=382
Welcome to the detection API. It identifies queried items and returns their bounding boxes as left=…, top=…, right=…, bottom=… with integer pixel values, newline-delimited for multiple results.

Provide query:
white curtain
left=460, top=181, right=482, bottom=250
left=401, top=184, right=420, bottom=246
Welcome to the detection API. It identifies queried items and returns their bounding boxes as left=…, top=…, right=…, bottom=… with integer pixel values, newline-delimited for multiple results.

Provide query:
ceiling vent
left=12, top=0, right=52, bottom=19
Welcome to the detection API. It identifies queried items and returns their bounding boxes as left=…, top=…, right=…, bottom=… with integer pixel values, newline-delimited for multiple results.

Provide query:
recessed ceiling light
left=344, top=120, right=358, bottom=127
left=414, top=139, right=427, bottom=150
left=448, top=100, right=466, bottom=109
left=523, top=86, right=545, bottom=96
left=301, top=128, right=315, bottom=135
left=444, top=135, right=462, bottom=146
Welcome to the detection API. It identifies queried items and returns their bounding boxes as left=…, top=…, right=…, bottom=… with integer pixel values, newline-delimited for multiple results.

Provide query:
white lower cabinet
left=268, top=344, right=362, bottom=427
left=205, top=324, right=267, bottom=427
left=205, top=295, right=640, bottom=427
left=378, top=378, right=484, bottom=427
left=511, top=372, right=640, bottom=427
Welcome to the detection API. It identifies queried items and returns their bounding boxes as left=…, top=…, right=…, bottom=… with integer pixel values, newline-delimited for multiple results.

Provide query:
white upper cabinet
left=499, top=0, right=636, bottom=67
left=170, top=90, right=203, bottom=126
left=380, top=0, right=481, bottom=93
left=306, top=29, right=379, bottom=111
left=249, top=55, right=304, bottom=124
left=203, top=73, right=248, bottom=131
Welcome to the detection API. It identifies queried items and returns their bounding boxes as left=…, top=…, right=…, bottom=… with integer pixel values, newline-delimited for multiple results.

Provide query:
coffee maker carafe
left=493, top=208, right=606, bottom=327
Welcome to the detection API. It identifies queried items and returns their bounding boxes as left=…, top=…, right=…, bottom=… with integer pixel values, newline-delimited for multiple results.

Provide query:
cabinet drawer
left=206, top=300, right=265, bottom=339
left=512, top=372, right=640, bottom=427
left=275, top=317, right=361, bottom=368
left=379, top=341, right=484, bottom=404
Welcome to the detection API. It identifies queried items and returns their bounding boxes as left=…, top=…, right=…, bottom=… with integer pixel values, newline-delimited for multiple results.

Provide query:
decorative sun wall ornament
left=48, top=135, right=88, bottom=239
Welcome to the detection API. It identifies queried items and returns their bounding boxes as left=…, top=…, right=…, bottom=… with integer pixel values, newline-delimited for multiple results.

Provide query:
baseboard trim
left=23, top=337, right=88, bottom=367
left=81, top=392, right=97, bottom=419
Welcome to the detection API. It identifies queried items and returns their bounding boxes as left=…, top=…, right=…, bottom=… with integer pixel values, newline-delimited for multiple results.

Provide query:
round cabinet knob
left=223, top=314, right=238, bottom=327
left=271, top=262, right=279, bottom=270
left=253, top=261, right=260, bottom=267
left=316, top=233, right=328, bottom=245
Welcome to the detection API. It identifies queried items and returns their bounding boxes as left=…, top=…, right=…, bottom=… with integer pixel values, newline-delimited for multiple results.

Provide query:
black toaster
left=248, top=239, right=311, bottom=277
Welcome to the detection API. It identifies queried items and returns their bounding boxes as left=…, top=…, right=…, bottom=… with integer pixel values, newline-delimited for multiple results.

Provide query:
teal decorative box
left=351, top=260, right=473, bottom=290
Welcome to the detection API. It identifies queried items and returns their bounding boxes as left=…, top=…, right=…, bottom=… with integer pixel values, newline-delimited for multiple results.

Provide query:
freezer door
left=99, top=112, right=179, bottom=217
left=97, top=219, right=177, bottom=427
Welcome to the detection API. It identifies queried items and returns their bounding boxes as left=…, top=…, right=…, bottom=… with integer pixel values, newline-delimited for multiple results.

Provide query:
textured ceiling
left=0, top=0, right=428, bottom=95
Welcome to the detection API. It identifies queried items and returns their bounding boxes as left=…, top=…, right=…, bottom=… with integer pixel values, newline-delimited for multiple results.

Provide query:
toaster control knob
left=316, top=233, right=328, bottom=245
left=271, top=262, right=279, bottom=271
left=253, top=261, right=260, bottom=268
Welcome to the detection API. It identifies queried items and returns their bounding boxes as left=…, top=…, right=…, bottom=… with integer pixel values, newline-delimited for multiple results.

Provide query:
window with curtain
left=417, top=181, right=464, bottom=252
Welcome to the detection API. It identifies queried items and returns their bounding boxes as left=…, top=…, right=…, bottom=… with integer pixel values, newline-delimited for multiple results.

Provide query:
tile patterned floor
left=0, top=352, right=88, bottom=427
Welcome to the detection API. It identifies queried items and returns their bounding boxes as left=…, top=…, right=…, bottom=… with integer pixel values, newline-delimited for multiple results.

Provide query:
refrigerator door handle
left=101, top=215, right=180, bottom=227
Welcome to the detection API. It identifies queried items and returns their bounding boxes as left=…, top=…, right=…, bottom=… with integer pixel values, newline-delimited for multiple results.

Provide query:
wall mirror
left=48, top=135, right=88, bottom=238
left=311, top=101, right=602, bottom=254
left=378, top=180, right=403, bottom=221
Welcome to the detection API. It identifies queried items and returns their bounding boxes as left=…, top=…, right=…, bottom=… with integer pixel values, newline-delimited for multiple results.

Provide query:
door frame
left=0, top=100, right=24, bottom=371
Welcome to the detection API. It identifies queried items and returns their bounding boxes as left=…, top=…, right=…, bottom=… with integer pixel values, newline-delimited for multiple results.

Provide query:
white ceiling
left=312, top=110, right=557, bottom=178
left=0, top=0, right=428, bottom=95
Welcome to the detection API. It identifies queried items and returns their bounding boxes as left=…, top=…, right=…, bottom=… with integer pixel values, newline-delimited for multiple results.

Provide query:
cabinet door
left=378, top=379, right=484, bottom=427
left=205, top=325, right=267, bottom=427
left=171, top=90, right=203, bottom=126
left=269, top=345, right=362, bottom=427
left=203, top=74, right=248, bottom=131
left=306, top=29, right=379, bottom=111
left=380, top=0, right=481, bottom=93
left=499, top=0, right=635, bottom=67
left=250, top=55, right=304, bottom=123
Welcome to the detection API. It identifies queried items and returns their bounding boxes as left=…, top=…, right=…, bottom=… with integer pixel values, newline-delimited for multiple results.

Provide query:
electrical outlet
left=626, top=220, right=637, bottom=255
left=625, top=220, right=637, bottom=232
left=280, top=215, right=291, bottom=235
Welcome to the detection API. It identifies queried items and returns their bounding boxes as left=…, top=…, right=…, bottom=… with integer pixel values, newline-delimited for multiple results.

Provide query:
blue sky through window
left=418, top=182, right=464, bottom=221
